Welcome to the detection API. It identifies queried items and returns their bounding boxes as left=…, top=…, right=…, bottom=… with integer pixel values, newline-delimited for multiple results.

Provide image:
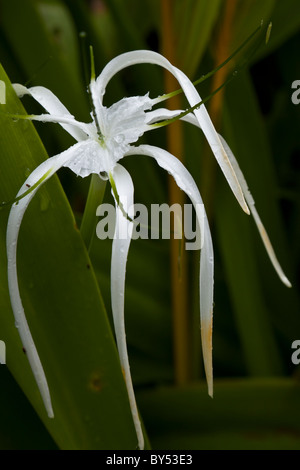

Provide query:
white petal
left=94, top=50, right=248, bottom=214
left=13, top=84, right=88, bottom=142
left=126, top=144, right=213, bottom=395
left=110, top=164, right=144, bottom=450
left=6, top=142, right=88, bottom=418
left=98, top=95, right=153, bottom=168
left=218, top=134, right=292, bottom=288
left=105, top=95, right=152, bottom=143
left=199, top=216, right=214, bottom=397
left=63, top=139, right=109, bottom=177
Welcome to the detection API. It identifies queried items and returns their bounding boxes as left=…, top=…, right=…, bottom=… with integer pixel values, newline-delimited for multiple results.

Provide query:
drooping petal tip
left=201, top=314, right=214, bottom=399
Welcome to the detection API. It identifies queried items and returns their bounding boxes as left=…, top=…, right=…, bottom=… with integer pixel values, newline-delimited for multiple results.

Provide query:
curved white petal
left=110, top=164, right=144, bottom=450
left=126, top=144, right=214, bottom=395
left=13, top=84, right=88, bottom=142
left=6, top=142, right=88, bottom=418
left=94, top=50, right=249, bottom=215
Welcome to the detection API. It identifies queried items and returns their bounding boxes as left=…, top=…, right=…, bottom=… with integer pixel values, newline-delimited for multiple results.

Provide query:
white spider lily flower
left=6, top=49, right=290, bottom=450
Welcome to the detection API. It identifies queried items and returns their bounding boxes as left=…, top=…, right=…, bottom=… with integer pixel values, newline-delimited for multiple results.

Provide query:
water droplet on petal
left=115, top=134, right=125, bottom=144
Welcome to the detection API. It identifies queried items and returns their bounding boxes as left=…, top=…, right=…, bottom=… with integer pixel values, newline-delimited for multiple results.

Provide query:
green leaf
left=174, top=0, right=222, bottom=78
left=0, top=65, right=141, bottom=449
left=137, top=378, right=300, bottom=450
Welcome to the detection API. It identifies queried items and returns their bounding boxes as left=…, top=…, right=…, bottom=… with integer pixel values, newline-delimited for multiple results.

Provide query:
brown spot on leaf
left=88, top=372, right=103, bottom=392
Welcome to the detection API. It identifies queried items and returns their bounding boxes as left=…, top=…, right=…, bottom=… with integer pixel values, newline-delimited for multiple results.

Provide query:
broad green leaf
left=0, top=65, right=141, bottom=449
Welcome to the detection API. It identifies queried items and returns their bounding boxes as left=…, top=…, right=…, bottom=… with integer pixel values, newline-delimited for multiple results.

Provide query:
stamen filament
left=89, top=45, right=96, bottom=82
left=150, top=77, right=233, bottom=129
left=151, top=22, right=270, bottom=130
left=0, top=111, right=89, bottom=132
left=89, top=45, right=103, bottom=141
left=153, top=21, right=268, bottom=106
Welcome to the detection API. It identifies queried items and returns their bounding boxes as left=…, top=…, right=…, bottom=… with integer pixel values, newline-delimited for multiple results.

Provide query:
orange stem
left=161, top=0, right=191, bottom=385
left=201, top=0, right=238, bottom=218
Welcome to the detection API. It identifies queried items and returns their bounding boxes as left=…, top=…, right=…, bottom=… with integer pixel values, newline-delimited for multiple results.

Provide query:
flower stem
left=161, top=0, right=191, bottom=385
left=80, top=174, right=106, bottom=252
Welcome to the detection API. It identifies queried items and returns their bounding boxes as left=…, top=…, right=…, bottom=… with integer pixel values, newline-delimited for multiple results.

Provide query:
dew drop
left=100, top=171, right=108, bottom=180
left=115, top=134, right=125, bottom=144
